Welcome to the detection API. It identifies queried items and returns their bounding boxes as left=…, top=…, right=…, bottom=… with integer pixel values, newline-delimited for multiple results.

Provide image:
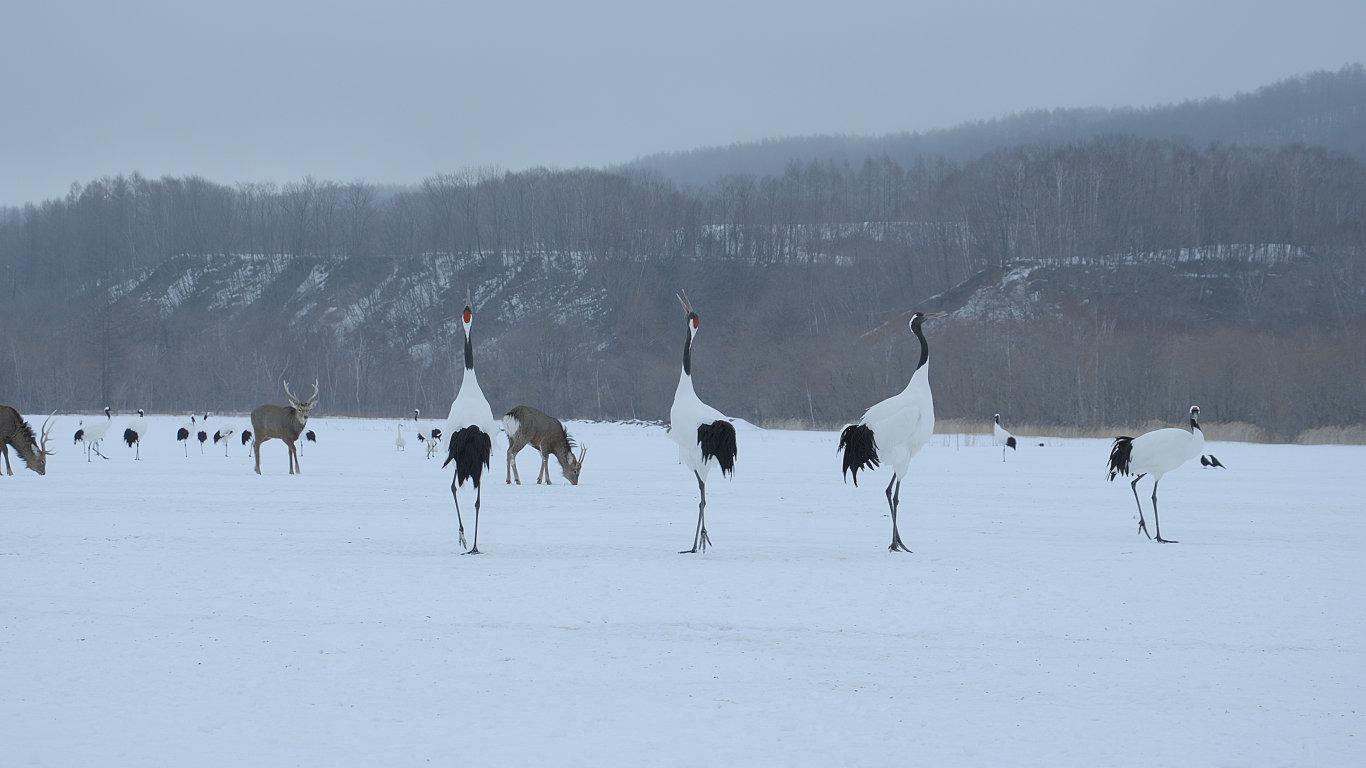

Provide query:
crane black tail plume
left=444, top=426, right=492, bottom=486
left=123, top=428, right=138, bottom=447
left=697, top=420, right=737, bottom=477
left=1006, top=436, right=1017, bottom=450
left=1107, top=437, right=1135, bottom=480
left=838, top=424, right=879, bottom=486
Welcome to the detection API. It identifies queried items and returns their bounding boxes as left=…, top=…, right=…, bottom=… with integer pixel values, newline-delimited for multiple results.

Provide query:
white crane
left=122, top=409, right=147, bottom=460
left=1107, top=405, right=1205, bottom=543
left=77, top=406, right=113, bottom=461
left=993, top=413, right=1017, bottom=461
left=177, top=415, right=196, bottom=456
left=839, top=311, right=946, bottom=552
left=442, top=292, right=498, bottom=555
left=668, top=293, right=737, bottom=554
left=213, top=424, right=236, bottom=456
left=396, top=423, right=407, bottom=451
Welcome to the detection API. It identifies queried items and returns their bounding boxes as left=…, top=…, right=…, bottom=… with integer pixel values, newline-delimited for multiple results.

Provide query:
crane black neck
left=912, top=318, right=930, bottom=370
left=682, top=323, right=693, bottom=377
left=463, top=327, right=474, bottom=371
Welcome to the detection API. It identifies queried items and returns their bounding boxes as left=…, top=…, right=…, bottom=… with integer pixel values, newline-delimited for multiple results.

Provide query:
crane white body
left=123, top=409, right=147, bottom=460
left=442, top=300, right=498, bottom=554
left=1107, top=406, right=1205, bottom=543
left=80, top=407, right=113, bottom=461
left=395, top=423, right=406, bottom=451
left=839, top=312, right=945, bottom=552
left=668, top=295, right=737, bottom=554
left=993, top=413, right=1017, bottom=461
left=213, top=424, right=236, bottom=456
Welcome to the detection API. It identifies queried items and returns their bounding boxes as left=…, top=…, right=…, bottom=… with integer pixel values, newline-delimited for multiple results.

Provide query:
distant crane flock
left=6, top=290, right=1227, bottom=554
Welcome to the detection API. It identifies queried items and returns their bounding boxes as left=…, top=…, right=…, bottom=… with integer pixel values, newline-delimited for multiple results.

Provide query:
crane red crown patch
left=463, top=307, right=472, bottom=323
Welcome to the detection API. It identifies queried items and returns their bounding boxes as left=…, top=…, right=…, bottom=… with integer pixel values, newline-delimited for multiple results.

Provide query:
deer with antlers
left=503, top=405, right=586, bottom=485
left=0, top=406, right=54, bottom=476
left=250, top=379, right=319, bottom=475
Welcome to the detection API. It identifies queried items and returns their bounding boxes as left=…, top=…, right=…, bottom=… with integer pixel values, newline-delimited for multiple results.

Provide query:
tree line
left=1, top=135, right=1363, bottom=438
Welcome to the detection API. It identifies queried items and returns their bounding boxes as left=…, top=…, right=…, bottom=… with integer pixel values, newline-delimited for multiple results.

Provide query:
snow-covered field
left=2, top=414, right=1362, bottom=766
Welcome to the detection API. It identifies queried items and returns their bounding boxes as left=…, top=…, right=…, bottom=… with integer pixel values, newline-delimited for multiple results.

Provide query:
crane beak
left=922, top=312, right=948, bottom=319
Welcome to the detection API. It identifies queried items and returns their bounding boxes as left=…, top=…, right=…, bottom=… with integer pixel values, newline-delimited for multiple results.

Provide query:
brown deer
left=250, top=379, right=319, bottom=475
left=503, top=404, right=586, bottom=485
left=0, top=406, right=54, bottom=475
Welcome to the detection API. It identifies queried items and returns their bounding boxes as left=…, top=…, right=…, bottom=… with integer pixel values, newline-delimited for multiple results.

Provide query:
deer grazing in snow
left=504, top=404, right=586, bottom=485
left=250, top=379, right=319, bottom=475
left=0, top=406, right=54, bottom=476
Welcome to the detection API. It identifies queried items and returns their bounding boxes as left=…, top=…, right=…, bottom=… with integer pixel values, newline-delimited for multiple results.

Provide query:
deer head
left=30, top=412, right=55, bottom=475
left=283, top=379, right=320, bottom=421
left=563, top=445, right=587, bottom=485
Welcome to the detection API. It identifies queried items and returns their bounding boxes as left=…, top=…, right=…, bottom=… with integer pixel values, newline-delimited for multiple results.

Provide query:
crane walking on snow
left=668, top=292, right=737, bottom=554
left=839, top=311, right=946, bottom=552
left=1107, top=405, right=1205, bottom=543
left=443, top=291, right=498, bottom=555
left=993, top=413, right=1017, bottom=461
left=123, top=409, right=147, bottom=460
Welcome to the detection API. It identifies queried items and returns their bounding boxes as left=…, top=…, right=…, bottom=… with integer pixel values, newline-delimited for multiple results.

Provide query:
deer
left=250, top=379, right=319, bottom=475
left=503, top=404, right=586, bottom=485
left=0, top=406, right=55, bottom=476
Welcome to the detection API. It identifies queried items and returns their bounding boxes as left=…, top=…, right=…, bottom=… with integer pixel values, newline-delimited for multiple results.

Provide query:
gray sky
left=3, top=0, right=1362, bottom=207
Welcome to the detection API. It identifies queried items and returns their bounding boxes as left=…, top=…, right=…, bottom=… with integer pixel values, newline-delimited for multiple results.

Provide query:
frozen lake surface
left=2, top=414, right=1362, bottom=766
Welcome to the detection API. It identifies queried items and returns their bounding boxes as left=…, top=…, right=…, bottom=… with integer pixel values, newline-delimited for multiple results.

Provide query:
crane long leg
left=1129, top=475, right=1151, bottom=539
left=465, top=481, right=483, bottom=555
left=1151, top=478, right=1178, bottom=544
left=680, top=471, right=712, bottom=554
left=450, top=477, right=468, bottom=550
left=886, top=476, right=911, bottom=553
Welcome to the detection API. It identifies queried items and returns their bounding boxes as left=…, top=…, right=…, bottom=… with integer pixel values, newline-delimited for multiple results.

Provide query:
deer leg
left=540, top=450, right=553, bottom=484
left=2, top=446, right=11, bottom=475
left=253, top=439, right=263, bottom=474
left=506, top=447, right=516, bottom=484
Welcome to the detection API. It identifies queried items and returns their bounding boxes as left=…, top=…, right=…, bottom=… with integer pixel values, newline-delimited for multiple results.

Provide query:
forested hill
left=625, top=65, right=1366, bottom=188
left=1, top=70, right=1364, bottom=440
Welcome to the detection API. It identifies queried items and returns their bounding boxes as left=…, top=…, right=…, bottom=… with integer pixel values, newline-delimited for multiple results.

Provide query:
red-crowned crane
left=1107, top=405, right=1205, bottom=543
left=197, top=412, right=210, bottom=454
left=76, top=406, right=112, bottom=461
left=442, top=292, right=498, bottom=555
left=122, top=409, right=146, bottom=460
left=839, top=311, right=946, bottom=552
left=213, top=424, right=236, bottom=456
left=993, top=413, right=1017, bottom=461
left=177, top=415, right=196, bottom=457
left=668, top=293, right=737, bottom=554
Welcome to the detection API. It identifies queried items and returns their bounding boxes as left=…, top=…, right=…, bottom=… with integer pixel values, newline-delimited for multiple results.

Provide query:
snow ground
left=2, top=414, right=1362, bottom=766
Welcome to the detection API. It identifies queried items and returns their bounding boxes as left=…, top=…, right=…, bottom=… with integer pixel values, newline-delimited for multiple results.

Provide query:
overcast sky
left=3, top=0, right=1362, bottom=207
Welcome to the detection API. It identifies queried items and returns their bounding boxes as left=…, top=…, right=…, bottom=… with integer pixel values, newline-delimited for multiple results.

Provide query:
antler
left=39, top=410, right=56, bottom=455
left=577, top=445, right=587, bottom=468
left=282, top=379, right=297, bottom=403
left=309, top=378, right=320, bottom=405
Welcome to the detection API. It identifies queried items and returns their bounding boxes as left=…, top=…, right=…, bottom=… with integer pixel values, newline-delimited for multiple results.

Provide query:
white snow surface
left=2, top=416, right=1362, bottom=766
